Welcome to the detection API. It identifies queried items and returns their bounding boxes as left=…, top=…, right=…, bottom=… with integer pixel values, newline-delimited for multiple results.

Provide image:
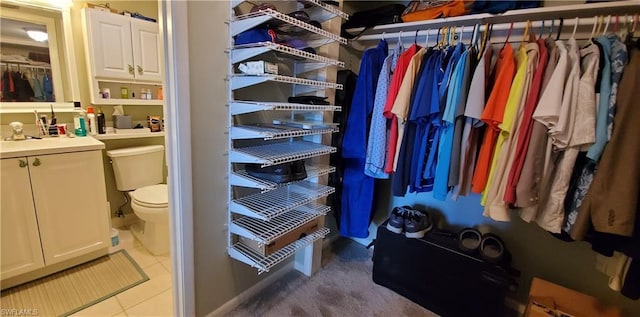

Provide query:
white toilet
left=106, top=145, right=169, bottom=255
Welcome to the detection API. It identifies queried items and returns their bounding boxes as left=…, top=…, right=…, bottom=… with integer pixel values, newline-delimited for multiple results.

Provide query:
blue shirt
left=434, top=44, right=467, bottom=200
left=586, top=36, right=612, bottom=161
left=341, top=40, right=388, bottom=160
left=365, top=43, right=403, bottom=178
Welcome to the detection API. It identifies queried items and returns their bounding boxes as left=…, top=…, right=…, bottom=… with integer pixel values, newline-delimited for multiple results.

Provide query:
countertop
left=0, top=136, right=105, bottom=159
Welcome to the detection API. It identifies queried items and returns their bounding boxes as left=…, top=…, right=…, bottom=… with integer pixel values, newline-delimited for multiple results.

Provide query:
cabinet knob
left=32, top=158, right=41, bottom=167
left=128, top=64, right=134, bottom=74
left=137, top=65, right=143, bottom=75
left=19, top=159, right=27, bottom=168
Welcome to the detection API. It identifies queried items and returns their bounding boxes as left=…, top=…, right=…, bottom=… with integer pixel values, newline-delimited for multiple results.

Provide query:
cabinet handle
left=137, top=65, right=143, bottom=75
left=19, top=159, right=27, bottom=168
left=128, top=64, right=134, bottom=74
left=32, top=158, right=41, bottom=167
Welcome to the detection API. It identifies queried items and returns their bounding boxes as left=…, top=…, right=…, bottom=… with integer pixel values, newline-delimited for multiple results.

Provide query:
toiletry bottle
left=73, top=102, right=87, bottom=137
left=97, top=107, right=106, bottom=134
left=87, top=107, right=97, bottom=136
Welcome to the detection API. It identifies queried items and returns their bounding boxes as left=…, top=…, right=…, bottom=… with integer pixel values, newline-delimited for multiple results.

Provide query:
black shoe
left=245, top=163, right=293, bottom=183
left=290, top=160, right=307, bottom=181
left=386, top=206, right=408, bottom=234
left=404, top=209, right=433, bottom=238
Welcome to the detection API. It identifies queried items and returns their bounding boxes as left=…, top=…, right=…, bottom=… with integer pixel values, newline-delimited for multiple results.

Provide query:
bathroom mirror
left=0, top=0, right=79, bottom=113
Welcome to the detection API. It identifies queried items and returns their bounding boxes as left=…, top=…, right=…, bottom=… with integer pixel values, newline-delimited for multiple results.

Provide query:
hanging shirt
left=393, top=48, right=434, bottom=196
left=517, top=39, right=559, bottom=221
left=448, top=47, right=476, bottom=189
left=578, top=46, right=640, bottom=237
left=340, top=40, right=388, bottom=238
left=471, top=43, right=516, bottom=194
left=423, top=45, right=460, bottom=189
left=42, top=73, right=53, bottom=102
left=586, top=36, right=613, bottom=162
left=342, top=40, right=389, bottom=160
left=409, top=50, right=441, bottom=193
left=504, top=39, right=548, bottom=204
left=453, top=43, right=493, bottom=199
left=482, top=43, right=533, bottom=218
left=365, top=43, right=404, bottom=178
left=383, top=44, right=420, bottom=173
left=607, top=36, right=628, bottom=140
left=561, top=42, right=600, bottom=235
left=434, top=43, right=467, bottom=200
left=390, top=47, right=428, bottom=172
left=535, top=38, right=582, bottom=233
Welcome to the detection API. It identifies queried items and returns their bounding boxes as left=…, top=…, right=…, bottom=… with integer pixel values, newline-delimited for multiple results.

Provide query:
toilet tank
left=106, top=145, right=165, bottom=191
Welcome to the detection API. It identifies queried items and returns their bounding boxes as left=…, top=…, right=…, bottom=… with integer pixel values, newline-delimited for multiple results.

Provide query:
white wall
left=184, top=1, right=291, bottom=315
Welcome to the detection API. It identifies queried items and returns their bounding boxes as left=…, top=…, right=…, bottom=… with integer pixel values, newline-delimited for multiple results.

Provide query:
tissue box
left=113, top=115, right=132, bottom=129
left=239, top=61, right=278, bottom=75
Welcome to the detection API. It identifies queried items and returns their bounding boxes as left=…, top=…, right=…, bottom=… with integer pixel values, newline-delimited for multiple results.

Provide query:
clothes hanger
left=590, top=15, right=598, bottom=39
left=571, top=17, right=579, bottom=39
left=502, top=22, right=513, bottom=50
left=614, top=15, right=619, bottom=34
left=470, top=24, right=478, bottom=48
left=603, top=15, right=611, bottom=35
left=556, top=18, right=563, bottom=41
left=414, top=29, right=419, bottom=45
left=520, top=21, right=530, bottom=48
left=539, top=20, right=545, bottom=40
left=478, top=24, right=490, bottom=59
left=382, top=32, right=386, bottom=41
left=548, top=19, right=554, bottom=39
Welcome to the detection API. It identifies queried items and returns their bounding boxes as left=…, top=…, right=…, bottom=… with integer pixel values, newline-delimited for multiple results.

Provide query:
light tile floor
left=71, top=229, right=174, bottom=317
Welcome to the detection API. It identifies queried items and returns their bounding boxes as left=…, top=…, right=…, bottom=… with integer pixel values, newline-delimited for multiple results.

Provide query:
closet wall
left=340, top=1, right=640, bottom=315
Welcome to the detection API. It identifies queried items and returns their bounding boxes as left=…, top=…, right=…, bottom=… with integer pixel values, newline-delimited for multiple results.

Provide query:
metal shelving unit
left=230, top=124, right=337, bottom=140
left=230, top=164, right=336, bottom=191
left=230, top=202, right=330, bottom=243
left=230, top=74, right=343, bottom=91
left=229, top=141, right=336, bottom=166
left=230, top=181, right=335, bottom=220
left=230, top=9, right=347, bottom=44
left=227, top=0, right=346, bottom=275
left=228, top=227, right=330, bottom=274
left=231, top=42, right=344, bottom=66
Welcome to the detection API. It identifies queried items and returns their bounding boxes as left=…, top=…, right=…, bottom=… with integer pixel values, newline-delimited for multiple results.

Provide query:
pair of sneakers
left=386, top=206, right=433, bottom=238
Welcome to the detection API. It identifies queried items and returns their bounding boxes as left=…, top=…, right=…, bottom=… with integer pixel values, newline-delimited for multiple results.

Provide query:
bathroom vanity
left=0, top=137, right=110, bottom=289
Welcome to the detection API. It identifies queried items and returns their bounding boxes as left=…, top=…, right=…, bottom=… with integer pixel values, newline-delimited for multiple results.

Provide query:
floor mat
left=1, top=250, right=149, bottom=317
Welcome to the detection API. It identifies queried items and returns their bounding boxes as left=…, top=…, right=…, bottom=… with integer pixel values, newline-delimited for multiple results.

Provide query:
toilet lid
left=130, top=184, right=168, bottom=207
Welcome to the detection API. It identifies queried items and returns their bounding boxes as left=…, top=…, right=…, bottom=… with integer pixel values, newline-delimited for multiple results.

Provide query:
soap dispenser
left=73, top=102, right=87, bottom=137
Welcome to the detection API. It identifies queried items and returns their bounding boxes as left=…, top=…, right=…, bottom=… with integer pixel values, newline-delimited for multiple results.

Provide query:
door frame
left=160, top=1, right=195, bottom=316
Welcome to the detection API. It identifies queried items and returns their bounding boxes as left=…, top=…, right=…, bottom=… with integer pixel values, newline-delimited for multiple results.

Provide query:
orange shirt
left=471, top=43, right=516, bottom=193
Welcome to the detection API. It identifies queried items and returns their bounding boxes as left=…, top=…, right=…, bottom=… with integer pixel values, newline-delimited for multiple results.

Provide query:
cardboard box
left=524, top=278, right=622, bottom=317
left=238, top=61, right=278, bottom=75
left=240, top=217, right=320, bottom=256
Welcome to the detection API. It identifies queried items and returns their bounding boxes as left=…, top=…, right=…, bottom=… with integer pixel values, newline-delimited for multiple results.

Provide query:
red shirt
left=383, top=44, right=419, bottom=173
left=504, top=39, right=549, bottom=204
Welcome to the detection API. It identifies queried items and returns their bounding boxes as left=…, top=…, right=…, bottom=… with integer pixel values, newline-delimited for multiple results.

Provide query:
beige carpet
left=228, top=238, right=439, bottom=317
left=1, top=250, right=148, bottom=317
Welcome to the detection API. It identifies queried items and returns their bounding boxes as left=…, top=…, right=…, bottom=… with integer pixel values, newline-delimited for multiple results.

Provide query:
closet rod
left=0, top=62, right=51, bottom=70
left=349, top=0, right=640, bottom=42
left=354, top=16, right=638, bottom=43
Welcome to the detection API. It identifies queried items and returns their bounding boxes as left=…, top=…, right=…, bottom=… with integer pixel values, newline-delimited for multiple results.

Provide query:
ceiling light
left=25, top=29, right=48, bottom=42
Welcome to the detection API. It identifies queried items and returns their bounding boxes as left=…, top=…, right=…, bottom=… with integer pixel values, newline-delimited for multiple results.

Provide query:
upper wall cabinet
left=81, top=8, right=163, bottom=105
left=83, top=9, right=161, bottom=82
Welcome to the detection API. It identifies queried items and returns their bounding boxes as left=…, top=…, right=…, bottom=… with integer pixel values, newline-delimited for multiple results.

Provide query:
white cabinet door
left=29, top=151, right=110, bottom=266
left=131, top=18, right=163, bottom=82
left=0, top=158, right=45, bottom=279
left=86, top=9, right=134, bottom=80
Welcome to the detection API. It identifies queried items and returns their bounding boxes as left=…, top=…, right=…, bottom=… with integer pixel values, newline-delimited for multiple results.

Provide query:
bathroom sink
left=0, top=136, right=105, bottom=159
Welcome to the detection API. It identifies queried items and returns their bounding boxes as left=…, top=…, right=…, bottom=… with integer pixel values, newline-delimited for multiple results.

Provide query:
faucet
left=8, top=122, right=27, bottom=141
